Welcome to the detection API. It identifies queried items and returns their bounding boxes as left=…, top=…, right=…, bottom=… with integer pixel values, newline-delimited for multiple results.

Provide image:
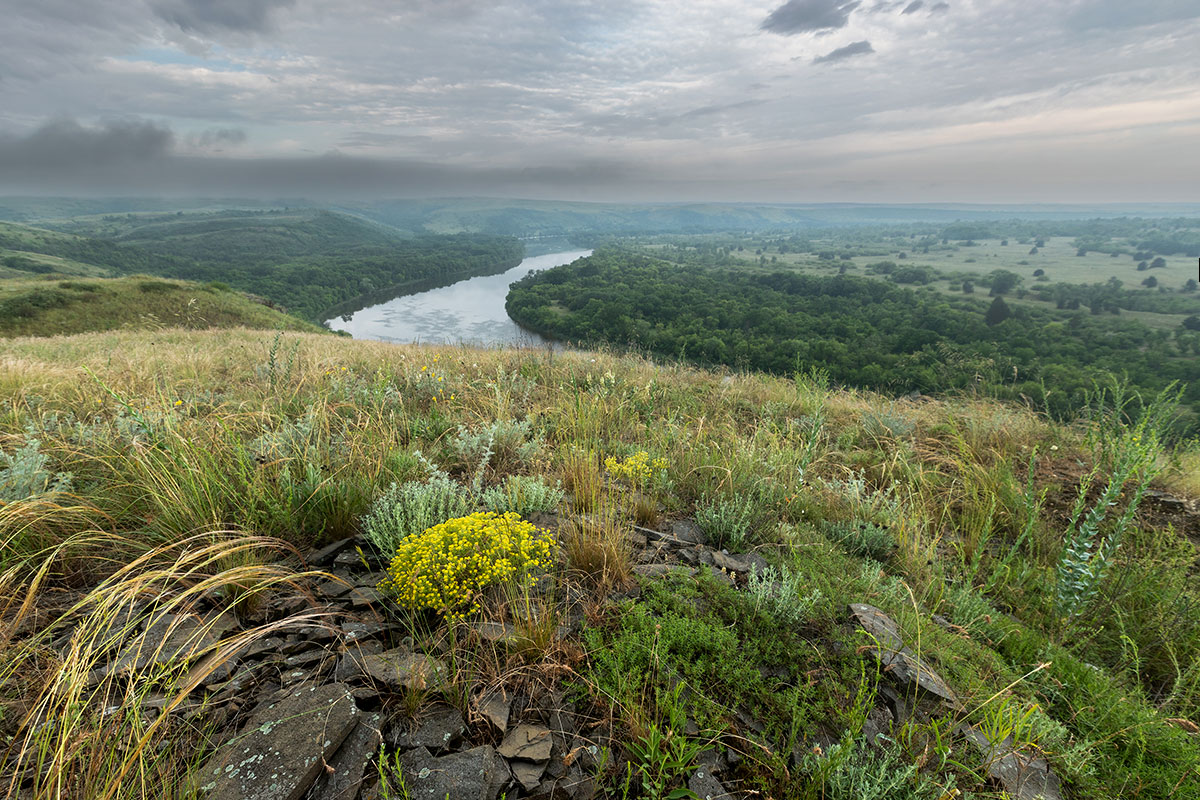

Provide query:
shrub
left=695, top=492, right=757, bottom=551
left=603, top=450, right=668, bottom=492
left=747, top=563, right=823, bottom=625
left=480, top=475, right=564, bottom=515
left=820, top=520, right=895, bottom=562
left=378, top=511, right=555, bottom=619
left=361, top=475, right=468, bottom=555
left=451, top=418, right=541, bottom=473
left=1, top=437, right=72, bottom=502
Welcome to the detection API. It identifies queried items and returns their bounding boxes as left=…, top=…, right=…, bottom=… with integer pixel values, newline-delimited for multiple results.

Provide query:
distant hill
left=0, top=275, right=325, bottom=338
left=0, top=210, right=524, bottom=321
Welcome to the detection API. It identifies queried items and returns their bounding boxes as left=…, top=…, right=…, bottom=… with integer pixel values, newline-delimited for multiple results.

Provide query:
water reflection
left=326, top=249, right=590, bottom=346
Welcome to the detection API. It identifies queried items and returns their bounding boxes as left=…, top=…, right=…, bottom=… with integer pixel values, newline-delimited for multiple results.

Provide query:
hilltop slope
left=0, top=330, right=1197, bottom=799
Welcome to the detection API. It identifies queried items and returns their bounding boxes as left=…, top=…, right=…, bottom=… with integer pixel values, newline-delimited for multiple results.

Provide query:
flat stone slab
left=307, top=712, right=383, bottom=800
left=849, top=603, right=959, bottom=708
left=199, top=683, right=359, bottom=800
left=476, top=690, right=511, bottom=734
left=394, top=704, right=466, bottom=753
left=962, top=726, right=1063, bottom=800
left=688, top=767, right=731, bottom=800
left=398, top=745, right=510, bottom=800
left=361, top=648, right=446, bottom=691
left=498, top=723, right=553, bottom=762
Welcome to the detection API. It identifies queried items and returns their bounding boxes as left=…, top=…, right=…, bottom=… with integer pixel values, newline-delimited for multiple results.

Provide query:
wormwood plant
left=695, top=492, right=757, bottom=551
left=1054, top=386, right=1178, bottom=623
left=747, top=563, right=823, bottom=626
left=362, top=473, right=468, bottom=554
left=378, top=511, right=555, bottom=620
left=480, top=474, right=564, bottom=515
left=0, top=436, right=72, bottom=502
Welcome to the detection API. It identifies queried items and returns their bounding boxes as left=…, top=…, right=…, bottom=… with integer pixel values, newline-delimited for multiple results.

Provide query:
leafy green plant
left=480, top=474, right=564, bottom=515
left=626, top=723, right=701, bottom=800
left=451, top=418, right=541, bottom=473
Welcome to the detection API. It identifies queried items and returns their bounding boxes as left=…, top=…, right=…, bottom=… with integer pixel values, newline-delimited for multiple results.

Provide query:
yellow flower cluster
left=378, top=511, right=554, bottom=620
left=418, top=355, right=455, bottom=403
left=604, top=451, right=669, bottom=488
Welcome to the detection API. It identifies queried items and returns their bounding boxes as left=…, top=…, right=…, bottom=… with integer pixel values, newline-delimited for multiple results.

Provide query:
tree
left=962, top=280, right=974, bottom=294
left=1183, top=315, right=1200, bottom=331
left=985, top=296, right=1012, bottom=326
left=988, top=269, right=1020, bottom=296
left=1150, top=257, right=1167, bottom=269
left=1033, top=268, right=1045, bottom=277
left=1142, top=276, right=1158, bottom=288
left=1184, top=279, right=1198, bottom=293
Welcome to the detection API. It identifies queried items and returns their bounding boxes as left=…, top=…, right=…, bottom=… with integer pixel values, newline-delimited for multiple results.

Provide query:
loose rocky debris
left=848, top=603, right=961, bottom=710
left=961, top=726, right=1064, bottom=800
left=46, top=517, right=1060, bottom=800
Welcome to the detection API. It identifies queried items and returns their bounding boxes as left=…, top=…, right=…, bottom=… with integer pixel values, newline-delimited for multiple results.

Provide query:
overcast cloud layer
left=1, top=0, right=1197, bottom=201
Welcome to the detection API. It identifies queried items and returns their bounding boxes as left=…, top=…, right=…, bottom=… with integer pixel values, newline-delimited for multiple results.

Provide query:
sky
left=1, top=0, right=1198, bottom=202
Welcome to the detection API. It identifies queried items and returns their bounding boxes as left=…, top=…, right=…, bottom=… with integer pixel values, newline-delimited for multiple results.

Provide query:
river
left=325, top=248, right=591, bottom=346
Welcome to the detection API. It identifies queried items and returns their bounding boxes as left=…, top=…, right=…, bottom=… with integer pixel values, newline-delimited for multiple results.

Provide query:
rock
left=398, top=745, right=510, bottom=800
left=468, top=621, right=517, bottom=644
left=1144, top=490, right=1188, bottom=512
left=333, top=550, right=365, bottom=569
left=632, top=563, right=690, bottom=578
left=334, top=640, right=384, bottom=682
left=670, top=520, right=707, bottom=545
left=476, top=690, right=511, bottom=734
left=707, top=550, right=769, bottom=577
left=306, top=712, right=383, bottom=800
left=347, top=587, right=383, bottom=610
left=962, top=726, right=1063, bottom=800
left=96, top=610, right=239, bottom=684
left=307, top=537, right=359, bottom=568
left=861, top=704, right=894, bottom=747
left=848, top=604, right=960, bottom=708
left=511, top=758, right=548, bottom=793
left=498, top=723, right=553, bottom=762
left=361, top=648, right=446, bottom=691
left=688, top=767, right=730, bottom=800
left=393, top=704, right=466, bottom=753
left=198, top=683, right=359, bottom=800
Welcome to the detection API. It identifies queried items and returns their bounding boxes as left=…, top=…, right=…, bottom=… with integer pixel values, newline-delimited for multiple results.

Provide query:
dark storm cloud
left=188, top=128, right=247, bottom=149
left=761, top=0, right=862, bottom=35
left=901, top=1, right=924, bottom=15
left=0, top=118, right=174, bottom=171
left=0, top=118, right=633, bottom=198
left=813, top=40, right=875, bottom=64
left=153, top=0, right=296, bottom=34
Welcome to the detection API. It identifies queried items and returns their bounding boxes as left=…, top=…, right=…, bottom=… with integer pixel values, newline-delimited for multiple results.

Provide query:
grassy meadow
left=1, top=328, right=1199, bottom=798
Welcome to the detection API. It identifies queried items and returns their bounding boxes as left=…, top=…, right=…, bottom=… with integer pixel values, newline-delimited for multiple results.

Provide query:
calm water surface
left=326, top=249, right=591, bottom=345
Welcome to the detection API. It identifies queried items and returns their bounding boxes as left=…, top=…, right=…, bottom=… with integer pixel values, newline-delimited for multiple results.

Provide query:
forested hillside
left=1, top=211, right=523, bottom=321
left=507, top=248, right=1200, bottom=431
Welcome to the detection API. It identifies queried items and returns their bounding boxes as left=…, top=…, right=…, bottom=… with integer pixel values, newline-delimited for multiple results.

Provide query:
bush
left=361, top=475, right=468, bottom=554
left=451, top=418, right=541, bottom=473
left=695, top=493, right=757, bottom=551
left=480, top=475, right=564, bottom=515
left=820, top=520, right=895, bottom=562
left=747, top=563, right=823, bottom=625
left=378, top=511, right=554, bottom=619
left=1, top=437, right=72, bottom=502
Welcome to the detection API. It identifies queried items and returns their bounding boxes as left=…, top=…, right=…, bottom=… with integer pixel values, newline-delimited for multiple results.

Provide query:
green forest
left=1, top=211, right=524, bottom=321
left=507, top=248, right=1200, bottom=431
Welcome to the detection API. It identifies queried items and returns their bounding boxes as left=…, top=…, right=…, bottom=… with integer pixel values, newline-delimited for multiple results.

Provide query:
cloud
left=930, top=2, right=949, bottom=13
left=153, top=0, right=295, bottom=34
left=813, top=40, right=875, bottom=63
left=0, top=118, right=173, bottom=171
left=761, top=0, right=861, bottom=35
left=901, top=1, right=924, bottom=14
left=187, top=127, right=247, bottom=149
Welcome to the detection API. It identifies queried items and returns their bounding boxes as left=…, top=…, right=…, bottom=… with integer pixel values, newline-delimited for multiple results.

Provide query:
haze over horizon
left=2, top=0, right=1198, bottom=203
